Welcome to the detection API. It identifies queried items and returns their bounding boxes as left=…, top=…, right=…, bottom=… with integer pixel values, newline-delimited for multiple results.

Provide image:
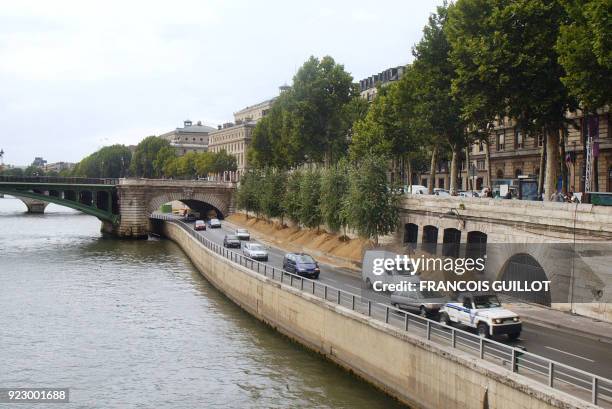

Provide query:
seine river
left=0, top=197, right=405, bottom=409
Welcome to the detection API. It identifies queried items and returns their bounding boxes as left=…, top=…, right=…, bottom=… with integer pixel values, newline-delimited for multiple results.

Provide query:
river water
left=0, top=197, right=405, bottom=409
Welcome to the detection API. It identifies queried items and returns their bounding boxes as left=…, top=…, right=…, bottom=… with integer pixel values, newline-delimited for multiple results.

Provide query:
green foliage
left=344, top=155, right=400, bottom=244
left=236, top=169, right=262, bottom=216
left=72, top=144, right=132, bottom=178
left=298, top=168, right=322, bottom=229
left=283, top=170, right=303, bottom=223
left=320, top=160, right=349, bottom=233
left=153, top=146, right=176, bottom=177
left=248, top=56, right=360, bottom=168
left=130, top=136, right=170, bottom=178
left=556, top=0, right=612, bottom=110
left=260, top=168, right=287, bottom=220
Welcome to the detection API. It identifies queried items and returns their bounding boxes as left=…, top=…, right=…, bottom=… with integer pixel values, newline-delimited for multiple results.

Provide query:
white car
left=405, top=185, right=428, bottom=195
left=438, top=293, right=521, bottom=339
left=242, top=243, right=268, bottom=261
left=235, top=228, right=250, bottom=240
left=208, top=218, right=221, bottom=228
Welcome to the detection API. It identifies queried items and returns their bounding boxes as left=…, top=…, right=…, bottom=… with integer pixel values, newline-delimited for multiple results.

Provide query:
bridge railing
left=0, top=176, right=118, bottom=185
left=151, top=213, right=612, bottom=408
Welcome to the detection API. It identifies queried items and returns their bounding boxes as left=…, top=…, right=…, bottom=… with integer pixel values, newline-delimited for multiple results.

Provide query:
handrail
left=0, top=176, right=119, bottom=185
left=151, top=213, right=612, bottom=407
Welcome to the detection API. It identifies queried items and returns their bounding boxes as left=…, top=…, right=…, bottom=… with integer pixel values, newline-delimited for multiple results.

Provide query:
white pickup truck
left=438, top=293, right=521, bottom=339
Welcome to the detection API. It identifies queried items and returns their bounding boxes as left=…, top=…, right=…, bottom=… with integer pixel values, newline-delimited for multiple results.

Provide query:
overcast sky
left=1, top=0, right=444, bottom=166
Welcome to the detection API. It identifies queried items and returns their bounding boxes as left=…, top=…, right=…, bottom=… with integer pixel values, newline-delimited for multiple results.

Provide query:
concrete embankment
left=157, top=220, right=594, bottom=409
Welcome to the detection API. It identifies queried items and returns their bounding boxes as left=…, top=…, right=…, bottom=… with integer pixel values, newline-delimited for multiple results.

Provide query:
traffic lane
left=201, top=223, right=389, bottom=304
left=514, top=323, right=612, bottom=379
left=186, top=221, right=611, bottom=378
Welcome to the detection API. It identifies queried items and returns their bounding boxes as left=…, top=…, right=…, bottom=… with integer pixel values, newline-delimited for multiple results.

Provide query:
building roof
left=233, top=97, right=276, bottom=116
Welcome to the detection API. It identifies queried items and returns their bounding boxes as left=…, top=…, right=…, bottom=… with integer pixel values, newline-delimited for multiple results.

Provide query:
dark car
left=282, top=253, right=320, bottom=279
left=223, top=234, right=241, bottom=248
left=184, top=213, right=197, bottom=222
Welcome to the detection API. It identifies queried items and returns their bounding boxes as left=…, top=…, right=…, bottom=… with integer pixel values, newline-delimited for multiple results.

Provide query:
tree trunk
left=465, top=146, right=471, bottom=191
left=538, top=133, right=547, bottom=198
left=560, top=128, right=568, bottom=194
left=428, top=145, right=438, bottom=194
left=544, top=128, right=560, bottom=201
left=449, top=146, right=459, bottom=195
left=407, top=157, right=413, bottom=191
left=484, top=140, right=492, bottom=190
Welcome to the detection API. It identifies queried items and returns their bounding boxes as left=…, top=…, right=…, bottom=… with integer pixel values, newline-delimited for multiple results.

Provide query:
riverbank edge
left=156, top=220, right=592, bottom=409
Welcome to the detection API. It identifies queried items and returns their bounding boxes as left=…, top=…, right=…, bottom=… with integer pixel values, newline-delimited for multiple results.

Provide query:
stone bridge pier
left=16, top=196, right=50, bottom=213
left=102, top=179, right=236, bottom=239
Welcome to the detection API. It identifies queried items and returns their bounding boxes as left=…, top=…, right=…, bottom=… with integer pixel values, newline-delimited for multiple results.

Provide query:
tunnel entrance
left=157, top=199, right=224, bottom=220
left=499, top=253, right=551, bottom=306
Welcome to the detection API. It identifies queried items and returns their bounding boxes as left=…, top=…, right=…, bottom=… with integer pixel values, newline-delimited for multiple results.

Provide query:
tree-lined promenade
left=237, top=0, right=610, bottom=243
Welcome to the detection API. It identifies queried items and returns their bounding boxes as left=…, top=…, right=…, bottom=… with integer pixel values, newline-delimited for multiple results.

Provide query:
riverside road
left=190, top=218, right=612, bottom=380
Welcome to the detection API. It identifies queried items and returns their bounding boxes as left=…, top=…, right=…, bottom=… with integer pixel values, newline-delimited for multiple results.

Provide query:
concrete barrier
left=159, top=221, right=596, bottom=409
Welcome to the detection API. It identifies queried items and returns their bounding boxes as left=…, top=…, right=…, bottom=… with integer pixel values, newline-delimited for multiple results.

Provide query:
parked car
left=194, top=220, right=206, bottom=231
left=208, top=218, right=222, bottom=228
left=235, top=228, right=250, bottom=240
left=438, top=293, right=521, bottom=339
left=390, top=286, right=449, bottom=317
left=223, top=234, right=241, bottom=248
left=405, top=185, right=428, bottom=195
left=242, top=242, right=268, bottom=261
left=434, top=188, right=451, bottom=197
left=459, top=191, right=480, bottom=198
left=184, top=213, right=197, bottom=222
left=283, top=253, right=320, bottom=279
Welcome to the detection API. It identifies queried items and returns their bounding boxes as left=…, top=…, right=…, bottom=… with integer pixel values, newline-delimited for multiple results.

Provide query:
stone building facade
left=208, top=122, right=256, bottom=176
left=159, top=120, right=216, bottom=156
left=416, top=109, right=612, bottom=194
left=359, top=65, right=407, bottom=102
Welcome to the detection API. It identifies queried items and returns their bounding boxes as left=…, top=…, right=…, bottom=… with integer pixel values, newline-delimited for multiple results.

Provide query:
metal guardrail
left=0, top=176, right=118, bottom=185
left=151, top=213, right=612, bottom=407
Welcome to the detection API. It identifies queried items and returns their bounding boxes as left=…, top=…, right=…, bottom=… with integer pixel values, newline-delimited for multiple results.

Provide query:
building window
left=537, top=134, right=544, bottom=147
left=515, top=129, right=523, bottom=149
left=477, top=159, right=485, bottom=170
left=497, top=133, right=505, bottom=151
left=515, top=168, right=522, bottom=178
left=479, top=142, right=484, bottom=152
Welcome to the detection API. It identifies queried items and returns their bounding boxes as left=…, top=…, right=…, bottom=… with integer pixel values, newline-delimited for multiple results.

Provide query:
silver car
left=242, top=242, right=268, bottom=261
left=390, top=289, right=448, bottom=317
left=235, top=228, right=250, bottom=240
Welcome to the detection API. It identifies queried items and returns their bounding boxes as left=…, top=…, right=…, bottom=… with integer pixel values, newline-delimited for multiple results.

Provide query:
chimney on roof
left=218, top=125, right=222, bottom=130
left=197, top=120, right=202, bottom=126
left=184, top=119, right=192, bottom=127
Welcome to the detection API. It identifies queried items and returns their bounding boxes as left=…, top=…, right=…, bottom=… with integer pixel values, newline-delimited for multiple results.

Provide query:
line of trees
left=235, top=157, right=400, bottom=245
left=60, top=136, right=237, bottom=179
left=248, top=0, right=611, bottom=199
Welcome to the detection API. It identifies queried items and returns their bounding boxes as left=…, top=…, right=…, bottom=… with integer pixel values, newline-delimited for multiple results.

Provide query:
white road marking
left=544, top=346, right=595, bottom=362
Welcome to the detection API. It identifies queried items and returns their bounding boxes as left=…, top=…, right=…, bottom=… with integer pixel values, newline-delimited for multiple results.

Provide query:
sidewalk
left=505, top=301, right=612, bottom=344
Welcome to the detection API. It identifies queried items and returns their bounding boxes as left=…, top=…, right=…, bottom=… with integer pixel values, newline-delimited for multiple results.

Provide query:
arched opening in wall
left=466, top=231, right=487, bottom=260
left=499, top=253, right=551, bottom=306
left=403, top=223, right=418, bottom=249
left=442, top=228, right=461, bottom=258
left=422, top=225, right=438, bottom=255
left=608, top=166, right=612, bottom=192
left=496, top=169, right=504, bottom=179
left=514, top=168, right=522, bottom=178
left=476, top=177, right=483, bottom=191
left=155, top=199, right=224, bottom=220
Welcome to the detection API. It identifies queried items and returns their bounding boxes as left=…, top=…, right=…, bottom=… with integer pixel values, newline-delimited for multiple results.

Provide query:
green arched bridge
left=0, top=176, right=120, bottom=223
left=0, top=176, right=236, bottom=238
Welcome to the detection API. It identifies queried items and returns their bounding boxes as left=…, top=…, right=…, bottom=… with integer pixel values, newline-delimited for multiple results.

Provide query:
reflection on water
left=0, top=197, right=406, bottom=409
